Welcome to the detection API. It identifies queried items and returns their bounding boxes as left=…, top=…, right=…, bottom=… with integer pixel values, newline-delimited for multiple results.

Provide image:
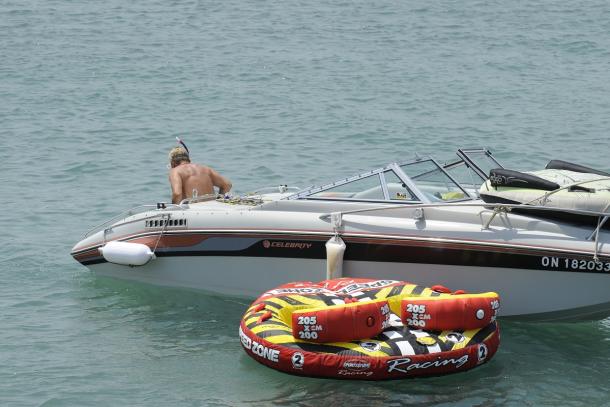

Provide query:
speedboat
left=71, top=148, right=610, bottom=319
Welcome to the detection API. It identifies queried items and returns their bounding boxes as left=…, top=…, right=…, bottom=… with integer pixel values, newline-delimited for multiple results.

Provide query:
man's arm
left=210, top=168, right=232, bottom=195
left=169, top=169, right=183, bottom=204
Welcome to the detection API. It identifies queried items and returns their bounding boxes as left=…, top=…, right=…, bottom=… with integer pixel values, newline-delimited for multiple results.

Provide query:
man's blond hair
left=169, top=147, right=190, bottom=165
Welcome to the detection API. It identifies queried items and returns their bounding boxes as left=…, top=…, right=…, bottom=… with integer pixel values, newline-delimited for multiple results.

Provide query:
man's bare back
left=169, top=163, right=232, bottom=204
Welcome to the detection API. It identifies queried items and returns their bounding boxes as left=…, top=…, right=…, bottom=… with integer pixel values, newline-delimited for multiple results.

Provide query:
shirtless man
left=168, top=147, right=232, bottom=204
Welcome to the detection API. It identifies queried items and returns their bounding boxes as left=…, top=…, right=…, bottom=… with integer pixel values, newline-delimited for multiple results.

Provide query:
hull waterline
left=74, top=251, right=610, bottom=320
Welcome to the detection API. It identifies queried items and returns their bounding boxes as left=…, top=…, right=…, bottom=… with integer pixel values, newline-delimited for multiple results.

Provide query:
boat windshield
left=400, top=160, right=469, bottom=202
left=457, top=148, right=503, bottom=180
left=287, top=157, right=470, bottom=203
left=442, top=149, right=504, bottom=197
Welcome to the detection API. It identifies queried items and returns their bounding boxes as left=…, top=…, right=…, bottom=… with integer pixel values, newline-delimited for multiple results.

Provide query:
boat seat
left=488, top=168, right=560, bottom=191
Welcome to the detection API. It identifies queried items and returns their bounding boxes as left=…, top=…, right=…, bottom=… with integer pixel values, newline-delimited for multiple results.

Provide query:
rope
left=151, top=215, right=170, bottom=255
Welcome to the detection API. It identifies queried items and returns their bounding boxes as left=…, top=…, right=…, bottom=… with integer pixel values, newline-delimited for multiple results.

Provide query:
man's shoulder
left=194, top=163, right=212, bottom=172
left=172, top=163, right=212, bottom=176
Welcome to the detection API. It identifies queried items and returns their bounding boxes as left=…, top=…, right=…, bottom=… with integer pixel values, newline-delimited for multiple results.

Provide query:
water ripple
left=2, top=0, right=610, bottom=405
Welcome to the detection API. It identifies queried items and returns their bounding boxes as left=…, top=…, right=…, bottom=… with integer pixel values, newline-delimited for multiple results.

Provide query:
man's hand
left=210, top=168, right=232, bottom=195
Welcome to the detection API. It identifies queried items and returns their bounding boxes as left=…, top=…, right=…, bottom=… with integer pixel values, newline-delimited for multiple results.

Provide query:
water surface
left=2, top=0, right=610, bottom=405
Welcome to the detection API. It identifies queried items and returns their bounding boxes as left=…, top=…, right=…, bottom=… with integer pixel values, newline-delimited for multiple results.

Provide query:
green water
left=2, top=0, right=609, bottom=405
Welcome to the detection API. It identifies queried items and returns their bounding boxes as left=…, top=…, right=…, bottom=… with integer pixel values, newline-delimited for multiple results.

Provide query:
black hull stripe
left=77, top=239, right=610, bottom=274
left=72, top=229, right=606, bottom=258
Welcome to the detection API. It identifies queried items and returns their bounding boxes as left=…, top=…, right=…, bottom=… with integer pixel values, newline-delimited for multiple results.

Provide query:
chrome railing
left=83, top=203, right=184, bottom=238
left=318, top=201, right=610, bottom=259
left=318, top=201, right=610, bottom=222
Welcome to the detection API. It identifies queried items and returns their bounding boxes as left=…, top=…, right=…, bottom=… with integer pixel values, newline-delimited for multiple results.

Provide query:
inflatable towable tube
left=239, top=278, right=500, bottom=380
left=480, top=165, right=610, bottom=213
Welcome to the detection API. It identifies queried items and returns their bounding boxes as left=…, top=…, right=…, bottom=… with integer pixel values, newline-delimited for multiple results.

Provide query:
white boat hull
left=85, top=255, right=610, bottom=319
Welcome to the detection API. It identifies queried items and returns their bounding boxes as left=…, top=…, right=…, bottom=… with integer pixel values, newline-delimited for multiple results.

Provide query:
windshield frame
left=286, top=156, right=473, bottom=204
left=456, top=148, right=504, bottom=180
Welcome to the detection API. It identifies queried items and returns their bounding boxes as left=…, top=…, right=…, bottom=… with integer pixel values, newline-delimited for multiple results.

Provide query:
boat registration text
left=541, top=256, right=610, bottom=272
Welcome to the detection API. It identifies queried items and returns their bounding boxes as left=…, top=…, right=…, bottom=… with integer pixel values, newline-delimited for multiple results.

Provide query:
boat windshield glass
left=461, top=150, right=502, bottom=179
left=400, top=160, right=468, bottom=202
left=309, top=174, right=385, bottom=200
left=441, top=149, right=505, bottom=197
left=308, top=172, right=417, bottom=201
left=287, top=155, right=471, bottom=203
left=442, top=161, right=482, bottom=196
left=384, top=170, right=417, bottom=201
